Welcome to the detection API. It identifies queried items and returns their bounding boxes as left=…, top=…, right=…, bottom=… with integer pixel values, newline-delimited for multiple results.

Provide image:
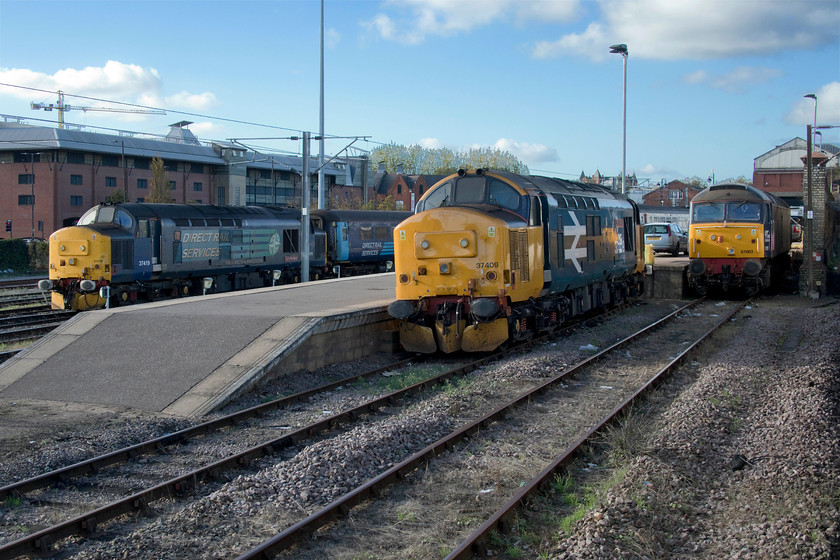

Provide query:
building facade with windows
left=0, top=121, right=368, bottom=239
left=641, top=180, right=703, bottom=208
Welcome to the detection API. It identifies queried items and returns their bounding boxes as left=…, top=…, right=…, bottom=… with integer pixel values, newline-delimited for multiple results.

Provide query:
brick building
left=754, top=137, right=840, bottom=206
left=0, top=121, right=368, bottom=240
left=641, top=180, right=703, bottom=208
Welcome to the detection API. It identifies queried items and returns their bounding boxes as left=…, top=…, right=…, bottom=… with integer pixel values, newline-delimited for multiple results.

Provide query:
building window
left=137, top=178, right=148, bottom=189
left=18, top=194, right=34, bottom=205
left=38, top=220, right=44, bottom=232
left=105, top=176, right=117, bottom=187
left=66, top=152, right=85, bottom=164
left=191, top=163, right=204, bottom=173
left=217, top=186, right=225, bottom=203
left=164, top=160, right=178, bottom=172
left=70, top=174, right=83, bottom=185
left=136, top=197, right=145, bottom=203
left=70, top=195, right=83, bottom=206
left=18, top=174, right=34, bottom=185
left=134, top=158, right=150, bottom=170
left=193, top=182, right=203, bottom=192
left=14, top=153, right=40, bottom=163
left=170, top=180, right=177, bottom=191
left=397, top=184, right=402, bottom=194
left=101, top=155, right=119, bottom=167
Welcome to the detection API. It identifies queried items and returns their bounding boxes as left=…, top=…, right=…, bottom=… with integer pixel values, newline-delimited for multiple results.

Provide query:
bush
left=0, top=239, right=48, bottom=274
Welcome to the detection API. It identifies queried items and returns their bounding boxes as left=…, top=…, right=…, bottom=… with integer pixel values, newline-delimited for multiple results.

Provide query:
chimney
left=397, top=164, right=405, bottom=174
left=377, top=162, right=386, bottom=173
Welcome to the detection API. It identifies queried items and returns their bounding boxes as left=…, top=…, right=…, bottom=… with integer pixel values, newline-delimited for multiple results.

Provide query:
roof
left=0, top=124, right=225, bottom=164
left=0, top=123, right=350, bottom=179
left=691, top=182, right=788, bottom=207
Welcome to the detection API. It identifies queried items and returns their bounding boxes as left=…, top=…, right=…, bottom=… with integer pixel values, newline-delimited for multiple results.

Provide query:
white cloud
left=532, top=0, right=839, bottom=61
left=682, top=66, right=783, bottom=93
left=784, top=82, right=840, bottom=127
left=418, top=137, right=443, bottom=149
left=187, top=121, right=220, bottom=137
left=364, top=0, right=579, bottom=45
left=326, top=28, right=341, bottom=49
left=493, top=138, right=559, bottom=165
left=0, top=60, right=217, bottom=114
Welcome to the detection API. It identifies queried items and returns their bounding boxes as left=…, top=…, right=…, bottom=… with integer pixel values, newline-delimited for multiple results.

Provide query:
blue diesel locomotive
left=42, top=203, right=409, bottom=310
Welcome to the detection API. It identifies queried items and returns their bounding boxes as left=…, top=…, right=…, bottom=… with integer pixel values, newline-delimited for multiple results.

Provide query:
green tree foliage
left=0, top=239, right=48, bottom=272
left=370, top=144, right=529, bottom=175
left=148, top=156, right=173, bottom=203
left=104, top=189, right=126, bottom=204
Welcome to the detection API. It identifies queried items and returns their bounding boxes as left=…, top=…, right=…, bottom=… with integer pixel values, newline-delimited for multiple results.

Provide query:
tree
left=104, top=189, right=126, bottom=204
left=370, top=143, right=529, bottom=175
left=147, top=156, right=173, bottom=203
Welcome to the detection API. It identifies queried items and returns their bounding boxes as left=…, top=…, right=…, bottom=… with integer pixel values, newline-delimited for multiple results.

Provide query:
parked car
left=644, top=222, right=687, bottom=256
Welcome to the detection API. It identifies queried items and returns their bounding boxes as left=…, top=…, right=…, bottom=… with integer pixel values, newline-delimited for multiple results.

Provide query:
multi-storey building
left=0, top=120, right=371, bottom=239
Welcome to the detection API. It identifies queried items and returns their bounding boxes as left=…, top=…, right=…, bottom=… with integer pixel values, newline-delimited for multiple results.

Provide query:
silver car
left=644, top=222, right=687, bottom=256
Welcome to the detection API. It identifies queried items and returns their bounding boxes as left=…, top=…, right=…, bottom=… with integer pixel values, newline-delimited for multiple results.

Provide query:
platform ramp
left=0, top=274, right=397, bottom=417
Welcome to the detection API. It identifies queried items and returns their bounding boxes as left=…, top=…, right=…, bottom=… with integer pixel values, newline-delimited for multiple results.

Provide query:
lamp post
left=610, top=43, right=628, bottom=194
left=30, top=152, right=35, bottom=238
left=121, top=140, right=127, bottom=202
left=804, top=94, right=817, bottom=144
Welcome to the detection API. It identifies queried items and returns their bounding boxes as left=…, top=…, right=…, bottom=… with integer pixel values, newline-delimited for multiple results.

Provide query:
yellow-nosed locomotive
left=387, top=169, right=645, bottom=353
left=687, top=183, right=792, bottom=295
left=43, top=204, right=409, bottom=311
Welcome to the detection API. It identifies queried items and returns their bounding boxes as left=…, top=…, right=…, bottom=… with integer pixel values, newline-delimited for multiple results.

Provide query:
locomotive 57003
left=687, top=183, right=795, bottom=296
left=387, top=169, right=645, bottom=353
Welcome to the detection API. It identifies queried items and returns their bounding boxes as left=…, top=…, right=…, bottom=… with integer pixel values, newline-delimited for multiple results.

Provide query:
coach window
left=360, top=226, right=373, bottom=241
left=375, top=226, right=388, bottom=239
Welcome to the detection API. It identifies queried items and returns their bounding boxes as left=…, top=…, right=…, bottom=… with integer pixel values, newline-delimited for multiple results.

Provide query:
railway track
left=0, top=298, right=746, bottom=559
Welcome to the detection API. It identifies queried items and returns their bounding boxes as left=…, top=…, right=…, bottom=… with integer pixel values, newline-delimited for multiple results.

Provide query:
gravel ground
left=0, top=296, right=837, bottom=559
left=549, top=295, right=840, bottom=559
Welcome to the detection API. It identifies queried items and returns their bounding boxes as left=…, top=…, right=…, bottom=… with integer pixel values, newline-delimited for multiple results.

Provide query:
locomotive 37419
left=387, top=169, right=646, bottom=353
left=41, top=203, right=409, bottom=311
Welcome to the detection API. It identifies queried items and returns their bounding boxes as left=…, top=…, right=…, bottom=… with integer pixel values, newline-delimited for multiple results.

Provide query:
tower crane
left=30, top=90, right=165, bottom=129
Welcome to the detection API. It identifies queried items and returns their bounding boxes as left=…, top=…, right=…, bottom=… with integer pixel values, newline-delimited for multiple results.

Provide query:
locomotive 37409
left=387, top=169, right=646, bottom=353
left=687, top=183, right=793, bottom=296
left=40, top=203, right=409, bottom=311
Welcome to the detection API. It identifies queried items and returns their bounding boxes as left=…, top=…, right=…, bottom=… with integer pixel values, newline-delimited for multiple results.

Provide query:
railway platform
left=0, top=260, right=688, bottom=419
left=0, top=274, right=399, bottom=418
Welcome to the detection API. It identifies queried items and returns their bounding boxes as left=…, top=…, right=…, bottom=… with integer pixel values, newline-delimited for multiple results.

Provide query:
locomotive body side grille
left=112, top=239, right=134, bottom=269
left=509, top=230, right=530, bottom=282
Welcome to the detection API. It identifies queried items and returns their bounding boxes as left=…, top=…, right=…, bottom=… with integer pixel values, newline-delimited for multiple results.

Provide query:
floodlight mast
left=609, top=44, right=628, bottom=194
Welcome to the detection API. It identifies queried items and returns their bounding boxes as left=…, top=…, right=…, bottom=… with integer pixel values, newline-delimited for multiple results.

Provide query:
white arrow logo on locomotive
left=268, top=233, right=281, bottom=256
left=565, top=213, right=587, bottom=273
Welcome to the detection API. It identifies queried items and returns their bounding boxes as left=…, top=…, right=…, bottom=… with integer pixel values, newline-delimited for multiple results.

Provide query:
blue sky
left=0, top=0, right=838, bottom=186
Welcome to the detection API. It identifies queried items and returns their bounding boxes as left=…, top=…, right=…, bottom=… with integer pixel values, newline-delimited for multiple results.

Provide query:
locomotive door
left=334, top=221, right=350, bottom=261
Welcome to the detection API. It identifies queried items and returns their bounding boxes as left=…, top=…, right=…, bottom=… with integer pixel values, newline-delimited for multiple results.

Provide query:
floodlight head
left=804, top=93, right=816, bottom=100
left=609, top=44, right=628, bottom=55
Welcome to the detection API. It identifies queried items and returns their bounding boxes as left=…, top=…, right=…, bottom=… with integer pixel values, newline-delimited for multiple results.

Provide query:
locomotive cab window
left=692, top=202, right=725, bottom=223
left=418, top=177, right=527, bottom=219
left=727, top=201, right=761, bottom=222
